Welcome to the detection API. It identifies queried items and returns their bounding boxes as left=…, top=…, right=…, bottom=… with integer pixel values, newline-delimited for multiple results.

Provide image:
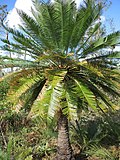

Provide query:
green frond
left=0, top=69, right=43, bottom=112
left=73, top=78, right=97, bottom=110
left=70, top=0, right=102, bottom=50
left=20, top=78, right=46, bottom=112
left=7, top=76, right=40, bottom=112
left=65, top=89, right=78, bottom=120
left=79, top=61, right=104, bottom=78
left=1, top=0, right=120, bottom=122
left=0, top=68, right=36, bottom=82
left=107, top=51, right=120, bottom=59
left=97, top=77, right=119, bottom=97
left=0, top=55, right=51, bottom=69
left=82, top=31, right=120, bottom=56
left=1, top=40, right=40, bottom=57
left=76, top=22, right=102, bottom=54
left=0, top=69, right=40, bottom=94
left=1, top=35, right=43, bottom=57
left=87, top=80, right=114, bottom=110
left=28, top=70, right=67, bottom=119
left=0, top=57, right=38, bottom=69
left=32, top=0, right=77, bottom=52
left=85, top=51, right=120, bottom=63
left=17, top=8, right=57, bottom=50
left=48, top=81, right=64, bottom=117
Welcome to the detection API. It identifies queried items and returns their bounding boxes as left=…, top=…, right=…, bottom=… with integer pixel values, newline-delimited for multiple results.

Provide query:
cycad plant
left=0, top=0, right=120, bottom=159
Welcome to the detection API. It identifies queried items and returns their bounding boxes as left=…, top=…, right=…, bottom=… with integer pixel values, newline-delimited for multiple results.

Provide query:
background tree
left=0, top=4, right=8, bottom=77
left=0, top=0, right=120, bottom=159
left=0, top=5, right=14, bottom=74
left=0, top=4, right=7, bottom=31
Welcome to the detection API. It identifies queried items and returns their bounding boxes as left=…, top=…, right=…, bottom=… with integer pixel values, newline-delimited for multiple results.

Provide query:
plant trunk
left=57, top=111, right=75, bottom=160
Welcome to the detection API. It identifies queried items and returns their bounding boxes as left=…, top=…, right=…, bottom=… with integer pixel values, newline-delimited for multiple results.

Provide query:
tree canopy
left=0, top=0, right=120, bottom=118
left=0, top=0, right=120, bottom=159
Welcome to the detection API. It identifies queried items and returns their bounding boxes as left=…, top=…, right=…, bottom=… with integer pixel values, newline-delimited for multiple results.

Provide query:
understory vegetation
left=0, top=81, right=120, bottom=159
left=0, top=108, right=120, bottom=159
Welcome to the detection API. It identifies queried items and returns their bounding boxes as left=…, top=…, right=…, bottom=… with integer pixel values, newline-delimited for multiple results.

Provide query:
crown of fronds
left=0, top=0, right=120, bottom=120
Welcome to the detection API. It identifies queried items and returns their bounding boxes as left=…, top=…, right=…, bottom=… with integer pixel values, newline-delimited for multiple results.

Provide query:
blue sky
left=104, top=0, right=120, bottom=32
left=0, top=0, right=16, bottom=11
left=0, top=0, right=120, bottom=33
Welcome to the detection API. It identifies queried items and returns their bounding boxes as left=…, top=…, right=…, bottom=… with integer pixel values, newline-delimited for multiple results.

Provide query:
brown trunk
left=57, top=111, right=75, bottom=160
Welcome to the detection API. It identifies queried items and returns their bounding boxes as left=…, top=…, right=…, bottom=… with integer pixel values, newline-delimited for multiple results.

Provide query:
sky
left=104, top=0, right=120, bottom=33
left=0, top=0, right=120, bottom=32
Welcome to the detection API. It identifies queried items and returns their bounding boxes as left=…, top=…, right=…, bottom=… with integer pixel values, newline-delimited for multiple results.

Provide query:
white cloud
left=6, top=8, right=21, bottom=28
left=6, top=0, right=33, bottom=28
left=76, top=0, right=83, bottom=7
left=14, top=0, right=33, bottom=13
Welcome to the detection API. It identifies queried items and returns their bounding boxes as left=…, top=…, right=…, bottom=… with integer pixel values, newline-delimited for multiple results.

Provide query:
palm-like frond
left=74, top=79, right=97, bottom=110
left=65, top=89, right=78, bottom=120
left=81, top=31, right=120, bottom=57
left=0, top=55, right=49, bottom=69
left=0, top=69, right=44, bottom=111
left=28, top=70, right=67, bottom=118
left=0, top=0, right=120, bottom=121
